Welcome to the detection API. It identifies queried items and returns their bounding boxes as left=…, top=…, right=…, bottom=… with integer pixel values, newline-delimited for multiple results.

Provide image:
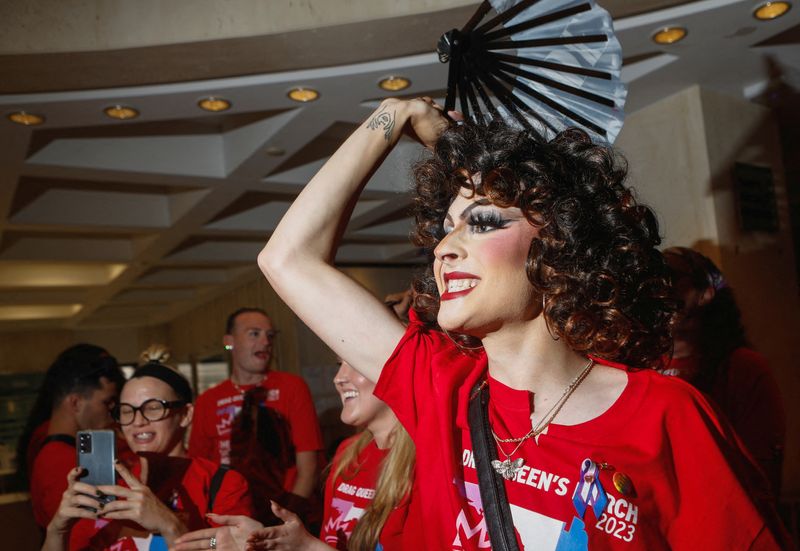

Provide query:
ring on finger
left=210, top=536, right=217, bottom=550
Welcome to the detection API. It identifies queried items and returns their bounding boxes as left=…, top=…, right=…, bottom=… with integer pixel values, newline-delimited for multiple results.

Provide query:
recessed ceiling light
left=198, top=96, right=231, bottom=112
left=104, top=105, right=139, bottom=120
left=652, top=26, right=688, bottom=44
left=7, top=111, right=45, bottom=126
left=287, top=87, right=320, bottom=102
left=378, top=76, right=412, bottom=91
left=754, top=1, right=791, bottom=19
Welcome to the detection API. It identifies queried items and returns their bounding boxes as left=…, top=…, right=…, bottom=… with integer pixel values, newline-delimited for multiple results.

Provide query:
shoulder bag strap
left=42, top=433, right=76, bottom=447
left=207, top=464, right=230, bottom=512
left=468, top=381, right=521, bottom=551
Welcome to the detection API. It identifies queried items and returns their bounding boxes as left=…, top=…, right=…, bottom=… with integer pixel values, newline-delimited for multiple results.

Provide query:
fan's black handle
left=438, top=29, right=463, bottom=114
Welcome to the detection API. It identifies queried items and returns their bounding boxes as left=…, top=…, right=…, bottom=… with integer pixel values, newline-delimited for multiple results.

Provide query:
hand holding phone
left=77, top=430, right=117, bottom=510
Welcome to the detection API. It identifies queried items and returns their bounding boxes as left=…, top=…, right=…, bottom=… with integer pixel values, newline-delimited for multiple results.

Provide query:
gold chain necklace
left=490, top=359, right=594, bottom=480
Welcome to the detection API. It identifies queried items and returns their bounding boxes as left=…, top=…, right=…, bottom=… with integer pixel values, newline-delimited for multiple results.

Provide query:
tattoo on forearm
left=367, top=106, right=396, bottom=142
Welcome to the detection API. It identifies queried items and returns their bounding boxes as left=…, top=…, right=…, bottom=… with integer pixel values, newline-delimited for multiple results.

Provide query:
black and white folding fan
left=437, top=0, right=627, bottom=143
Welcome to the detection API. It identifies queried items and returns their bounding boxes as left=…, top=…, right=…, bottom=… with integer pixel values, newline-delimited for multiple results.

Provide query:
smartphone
left=77, top=430, right=116, bottom=507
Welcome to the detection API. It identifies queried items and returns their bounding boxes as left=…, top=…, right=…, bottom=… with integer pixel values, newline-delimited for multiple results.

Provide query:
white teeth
left=447, top=279, right=478, bottom=293
left=134, top=433, right=154, bottom=440
left=342, top=390, right=358, bottom=399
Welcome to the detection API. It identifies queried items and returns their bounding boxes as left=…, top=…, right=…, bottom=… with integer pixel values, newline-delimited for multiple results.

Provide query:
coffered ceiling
left=0, top=0, right=798, bottom=330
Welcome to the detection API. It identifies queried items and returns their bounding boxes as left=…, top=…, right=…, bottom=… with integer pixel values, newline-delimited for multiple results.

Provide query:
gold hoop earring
left=542, top=294, right=560, bottom=341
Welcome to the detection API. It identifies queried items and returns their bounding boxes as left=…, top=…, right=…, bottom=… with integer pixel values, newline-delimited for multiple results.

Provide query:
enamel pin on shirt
left=572, top=458, right=608, bottom=519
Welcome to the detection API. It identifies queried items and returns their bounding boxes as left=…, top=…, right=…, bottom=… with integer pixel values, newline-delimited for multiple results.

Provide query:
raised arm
left=258, top=98, right=449, bottom=382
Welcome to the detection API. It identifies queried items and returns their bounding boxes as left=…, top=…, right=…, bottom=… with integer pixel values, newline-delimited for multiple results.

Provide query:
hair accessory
left=490, top=358, right=594, bottom=479
left=139, top=344, right=170, bottom=365
left=131, top=362, right=193, bottom=404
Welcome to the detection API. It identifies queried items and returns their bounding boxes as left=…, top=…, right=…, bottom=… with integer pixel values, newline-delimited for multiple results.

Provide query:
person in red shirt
left=189, top=308, right=323, bottom=524
left=257, top=97, right=789, bottom=549
left=661, top=247, right=786, bottom=495
left=42, top=349, right=252, bottom=551
left=29, top=344, right=125, bottom=529
left=173, top=358, right=418, bottom=551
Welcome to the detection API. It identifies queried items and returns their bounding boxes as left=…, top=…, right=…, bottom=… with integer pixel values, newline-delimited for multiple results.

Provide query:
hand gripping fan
left=437, top=0, right=627, bottom=143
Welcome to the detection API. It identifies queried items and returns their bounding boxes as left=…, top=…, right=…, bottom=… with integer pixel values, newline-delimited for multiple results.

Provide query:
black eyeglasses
left=113, top=398, right=187, bottom=426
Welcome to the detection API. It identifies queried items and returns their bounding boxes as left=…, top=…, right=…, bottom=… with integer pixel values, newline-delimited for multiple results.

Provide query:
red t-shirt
left=319, top=435, right=412, bottom=550
left=662, top=348, right=786, bottom=493
left=31, top=436, right=75, bottom=528
left=26, top=420, right=50, bottom=477
left=188, top=372, right=323, bottom=491
left=68, top=455, right=252, bottom=550
left=374, top=312, right=782, bottom=550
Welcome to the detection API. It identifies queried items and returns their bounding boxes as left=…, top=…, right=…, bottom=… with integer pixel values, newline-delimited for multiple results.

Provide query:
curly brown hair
left=411, top=121, right=676, bottom=369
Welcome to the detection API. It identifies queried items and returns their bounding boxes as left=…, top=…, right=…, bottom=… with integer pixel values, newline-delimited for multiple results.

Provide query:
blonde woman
left=174, top=357, right=415, bottom=551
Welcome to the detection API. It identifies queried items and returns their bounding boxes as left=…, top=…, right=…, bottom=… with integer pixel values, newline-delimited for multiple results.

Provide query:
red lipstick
left=441, top=272, right=480, bottom=301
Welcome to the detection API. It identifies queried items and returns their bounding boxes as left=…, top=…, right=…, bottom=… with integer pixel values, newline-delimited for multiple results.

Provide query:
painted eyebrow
left=444, top=198, right=492, bottom=224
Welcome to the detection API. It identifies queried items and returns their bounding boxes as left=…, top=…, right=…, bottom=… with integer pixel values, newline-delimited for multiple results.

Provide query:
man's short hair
left=45, top=344, right=124, bottom=407
left=225, top=307, right=271, bottom=335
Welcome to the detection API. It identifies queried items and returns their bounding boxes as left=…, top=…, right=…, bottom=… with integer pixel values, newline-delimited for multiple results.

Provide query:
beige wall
left=618, top=86, right=800, bottom=495
left=0, top=324, right=167, bottom=372
left=164, top=265, right=415, bottom=453
left=166, top=266, right=414, bottom=368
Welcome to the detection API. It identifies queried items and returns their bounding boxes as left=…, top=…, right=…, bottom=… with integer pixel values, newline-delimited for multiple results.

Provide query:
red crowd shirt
left=319, top=435, right=412, bottom=550
left=374, top=311, right=782, bottom=551
left=321, top=436, right=386, bottom=549
left=662, top=348, right=786, bottom=493
left=68, top=455, right=252, bottom=550
left=188, top=372, right=323, bottom=491
left=26, top=420, right=50, bottom=477
left=31, top=436, right=75, bottom=528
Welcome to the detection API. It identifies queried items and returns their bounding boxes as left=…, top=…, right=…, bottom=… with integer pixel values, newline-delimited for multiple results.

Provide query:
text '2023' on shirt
left=374, top=310, right=782, bottom=550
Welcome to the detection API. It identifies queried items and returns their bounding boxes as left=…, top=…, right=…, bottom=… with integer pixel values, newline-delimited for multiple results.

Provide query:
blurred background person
left=41, top=346, right=252, bottom=550
left=662, top=247, right=786, bottom=495
left=26, top=344, right=124, bottom=530
left=189, top=307, right=323, bottom=526
left=175, top=297, right=417, bottom=551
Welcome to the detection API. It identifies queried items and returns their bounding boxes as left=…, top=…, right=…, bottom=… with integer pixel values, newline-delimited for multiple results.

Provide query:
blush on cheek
left=481, top=232, right=531, bottom=267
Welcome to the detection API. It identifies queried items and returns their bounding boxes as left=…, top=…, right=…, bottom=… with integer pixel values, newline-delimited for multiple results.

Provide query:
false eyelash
left=468, top=210, right=509, bottom=229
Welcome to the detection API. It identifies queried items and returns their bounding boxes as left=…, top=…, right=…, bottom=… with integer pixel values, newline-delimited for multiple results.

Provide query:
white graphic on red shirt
left=215, top=404, right=240, bottom=436
left=454, top=451, right=640, bottom=549
left=323, top=496, right=366, bottom=546
left=452, top=479, right=492, bottom=548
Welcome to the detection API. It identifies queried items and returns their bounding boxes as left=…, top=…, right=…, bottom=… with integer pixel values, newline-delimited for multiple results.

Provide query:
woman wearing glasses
left=42, top=347, right=253, bottom=551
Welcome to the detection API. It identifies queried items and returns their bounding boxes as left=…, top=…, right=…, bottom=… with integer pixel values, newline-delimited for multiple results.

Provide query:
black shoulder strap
left=207, top=464, right=230, bottom=512
left=468, top=381, right=521, bottom=551
left=42, top=434, right=76, bottom=447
